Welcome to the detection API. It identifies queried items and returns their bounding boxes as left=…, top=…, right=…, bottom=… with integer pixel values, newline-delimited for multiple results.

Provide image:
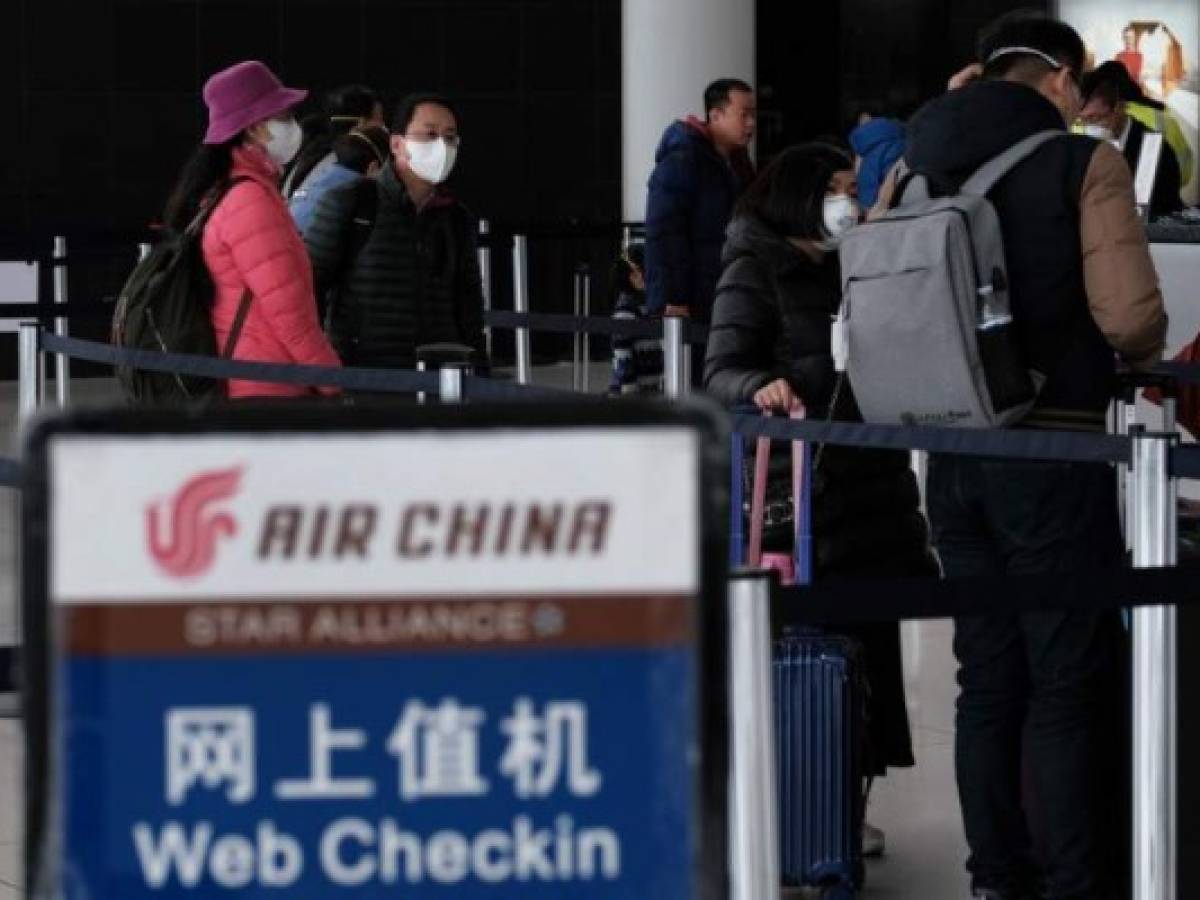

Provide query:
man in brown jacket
left=903, top=12, right=1165, bottom=900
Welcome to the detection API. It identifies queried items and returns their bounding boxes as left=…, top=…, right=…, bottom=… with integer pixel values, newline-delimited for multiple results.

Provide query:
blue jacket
left=644, top=118, right=753, bottom=322
left=849, top=118, right=906, bottom=210
left=289, top=161, right=362, bottom=236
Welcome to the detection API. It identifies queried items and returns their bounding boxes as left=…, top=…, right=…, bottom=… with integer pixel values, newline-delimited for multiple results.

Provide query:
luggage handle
left=744, top=406, right=813, bottom=586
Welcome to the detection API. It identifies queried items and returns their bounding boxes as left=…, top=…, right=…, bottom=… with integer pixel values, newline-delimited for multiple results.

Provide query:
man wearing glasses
left=904, top=12, right=1166, bottom=900
left=306, top=93, right=485, bottom=372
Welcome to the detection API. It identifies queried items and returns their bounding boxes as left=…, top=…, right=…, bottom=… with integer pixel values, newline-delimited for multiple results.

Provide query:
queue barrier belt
left=775, top=559, right=1200, bottom=627
left=483, top=309, right=710, bottom=343
left=33, top=333, right=1200, bottom=478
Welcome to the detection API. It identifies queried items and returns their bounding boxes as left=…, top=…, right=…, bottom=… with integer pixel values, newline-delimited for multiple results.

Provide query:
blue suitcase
left=731, top=414, right=866, bottom=897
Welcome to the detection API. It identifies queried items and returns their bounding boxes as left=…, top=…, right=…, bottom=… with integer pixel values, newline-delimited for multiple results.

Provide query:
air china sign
left=38, top=421, right=714, bottom=900
left=51, top=430, right=700, bottom=602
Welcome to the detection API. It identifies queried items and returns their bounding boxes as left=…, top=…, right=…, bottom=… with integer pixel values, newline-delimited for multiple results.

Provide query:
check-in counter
left=1150, top=239, right=1200, bottom=354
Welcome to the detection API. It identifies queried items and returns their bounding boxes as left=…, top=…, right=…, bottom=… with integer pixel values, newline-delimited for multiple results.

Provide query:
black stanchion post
left=572, top=266, right=584, bottom=392
left=582, top=264, right=592, bottom=393
left=727, top=571, right=780, bottom=900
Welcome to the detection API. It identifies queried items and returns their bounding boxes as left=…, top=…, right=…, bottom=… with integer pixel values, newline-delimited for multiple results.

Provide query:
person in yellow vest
left=1127, top=102, right=1193, bottom=190
left=1079, top=62, right=1184, bottom=218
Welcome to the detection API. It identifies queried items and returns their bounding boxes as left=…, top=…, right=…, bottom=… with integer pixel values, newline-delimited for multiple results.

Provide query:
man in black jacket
left=305, top=93, right=485, bottom=371
left=907, top=13, right=1166, bottom=900
left=1079, top=62, right=1184, bottom=219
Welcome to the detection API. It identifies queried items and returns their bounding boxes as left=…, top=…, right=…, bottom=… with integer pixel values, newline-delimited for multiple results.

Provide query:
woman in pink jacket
left=163, top=60, right=341, bottom=398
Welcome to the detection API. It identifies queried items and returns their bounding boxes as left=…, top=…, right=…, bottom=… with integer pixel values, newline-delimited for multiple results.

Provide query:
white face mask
left=405, top=137, right=458, bottom=185
left=822, top=194, right=860, bottom=245
left=264, top=118, right=304, bottom=167
left=1079, top=123, right=1117, bottom=144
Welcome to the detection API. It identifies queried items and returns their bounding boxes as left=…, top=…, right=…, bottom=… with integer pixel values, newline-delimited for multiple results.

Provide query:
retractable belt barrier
left=483, top=309, right=711, bottom=344
left=38, top=333, right=574, bottom=402
left=27, top=332, right=1200, bottom=475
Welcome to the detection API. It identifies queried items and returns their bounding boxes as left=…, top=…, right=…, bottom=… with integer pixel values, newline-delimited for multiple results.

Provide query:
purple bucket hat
left=202, top=61, right=308, bottom=145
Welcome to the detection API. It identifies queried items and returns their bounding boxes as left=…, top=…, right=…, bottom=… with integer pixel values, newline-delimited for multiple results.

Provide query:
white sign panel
left=50, top=428, right=700, bottom=602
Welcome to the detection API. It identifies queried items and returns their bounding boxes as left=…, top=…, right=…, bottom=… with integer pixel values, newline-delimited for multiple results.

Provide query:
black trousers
left=928, top=456, right=1126, bottom=900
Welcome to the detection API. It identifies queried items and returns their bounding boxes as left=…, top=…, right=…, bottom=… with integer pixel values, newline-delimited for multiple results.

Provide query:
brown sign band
left=61, top=594, right=693, bottom=657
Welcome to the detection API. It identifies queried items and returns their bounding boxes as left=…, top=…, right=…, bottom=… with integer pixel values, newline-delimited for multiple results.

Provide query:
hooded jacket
left=644, top=117, right=754, bottom=322
left=305, top=163, right=485, bottom=371
left=203, top=144, right=341, bottom=399
left=849, top=118, right=906, bottom=209
left=905, top=80, right=1166, bottom=430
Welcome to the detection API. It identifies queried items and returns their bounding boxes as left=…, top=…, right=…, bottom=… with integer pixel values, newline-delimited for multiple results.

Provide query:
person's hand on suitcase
left=753, top=378, right=801, bottom=413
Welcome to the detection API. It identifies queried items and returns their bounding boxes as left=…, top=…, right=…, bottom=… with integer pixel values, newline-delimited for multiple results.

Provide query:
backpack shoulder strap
left=960, top=130, right=1063, bottom=197
left=347, top=175, right=379, bottom=260
left=185, top=175, right=255, bottom=237
left=221, top=288, right=253, bottom=359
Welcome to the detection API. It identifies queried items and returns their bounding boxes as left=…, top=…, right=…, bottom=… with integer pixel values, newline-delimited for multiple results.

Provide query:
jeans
left=927, top=456, right=1126, bottom=900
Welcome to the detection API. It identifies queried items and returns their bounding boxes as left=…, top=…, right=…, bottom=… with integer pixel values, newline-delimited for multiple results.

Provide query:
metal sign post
left=573, top=266, right=585, bottom=393
left=24, top=403, right=728, bottom=900
left=664, top=317, right=689, bottom=399
left=726, top=572, right=780, bottom=900
left=512, top=235, right=532, bottom=386
left=438, top=365, right=465, bottom=404
left=1131, top=427, right=1179, bottom=900
left=477, top=221, right=493, bottom=362
left=52, top=237, right=70, bottom=408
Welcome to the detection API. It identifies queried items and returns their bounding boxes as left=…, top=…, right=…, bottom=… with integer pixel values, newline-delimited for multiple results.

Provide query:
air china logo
left=146, top=467, right=243, bottom=579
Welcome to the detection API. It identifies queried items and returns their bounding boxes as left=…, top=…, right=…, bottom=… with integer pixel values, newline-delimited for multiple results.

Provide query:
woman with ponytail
left=166, top=60, right=341, bottom=398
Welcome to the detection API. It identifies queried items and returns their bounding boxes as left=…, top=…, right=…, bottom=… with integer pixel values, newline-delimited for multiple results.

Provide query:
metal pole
left=512, top=234, right=532, bottom=386
left=18, top=321, right=42, bottom=425
left=727, top=572, right=781, bottom=900
left=1131, top=428, right=1178, bottom=900
left=477, top=220, right=493, bottom=362
left=581, top=264, right=592, bottom=393
left=572, top=266, right=584, bottom=392
left=416, top=360, right=428, bottom=405
left=52, top=236, right=69, bottom=407
left=439, top=365, right=464, bottom=404
left=663, top=316, right=688, bottom=399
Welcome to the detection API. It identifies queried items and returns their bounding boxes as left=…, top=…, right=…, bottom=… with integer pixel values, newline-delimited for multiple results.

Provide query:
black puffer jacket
left=305, top=164, right=485, bottom=370
left=706, top=215, right=936, bottom=579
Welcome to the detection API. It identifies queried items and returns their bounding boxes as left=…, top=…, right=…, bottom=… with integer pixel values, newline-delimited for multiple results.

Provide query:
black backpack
left=111, top=179, right=254, bottom=405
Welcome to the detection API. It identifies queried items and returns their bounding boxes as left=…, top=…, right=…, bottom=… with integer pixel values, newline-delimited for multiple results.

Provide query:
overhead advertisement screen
left=1060, top=0, right=1199, bottom=204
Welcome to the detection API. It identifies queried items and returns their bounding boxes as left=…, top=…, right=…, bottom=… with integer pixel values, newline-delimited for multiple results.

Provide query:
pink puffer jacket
left=203, top=144, right=341, bottom=398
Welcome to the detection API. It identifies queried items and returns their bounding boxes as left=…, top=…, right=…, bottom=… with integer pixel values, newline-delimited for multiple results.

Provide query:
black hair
left=704, top=79, right=754, bottom=117
left=163, top=137, right=241, bottom=232
left=325, top=84, right=381, bottom=136
left=1081, top=66, right=1123, bottom=109
left=333, top=124, right=391, bottom=173
left=612, top=243, right=646, bottom=296
left=391, top=92, right=459, bottom=135
left=978, top=10, right=1086, bottom=83
left=735, top=143, right=854, bottom=241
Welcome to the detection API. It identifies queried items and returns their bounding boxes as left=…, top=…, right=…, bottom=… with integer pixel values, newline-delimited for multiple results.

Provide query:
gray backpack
left=837, top=130, right=1061, bottom=428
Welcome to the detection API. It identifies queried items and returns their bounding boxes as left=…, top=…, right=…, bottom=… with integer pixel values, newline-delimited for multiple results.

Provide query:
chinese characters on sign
left=142, top=699, right=619, bottom=890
